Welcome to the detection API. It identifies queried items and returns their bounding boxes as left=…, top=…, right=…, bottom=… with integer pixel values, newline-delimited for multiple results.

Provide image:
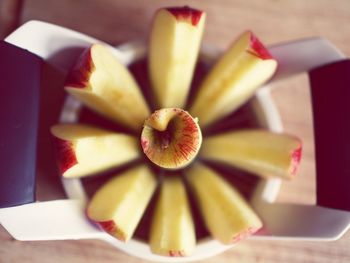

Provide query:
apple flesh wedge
left=141, top=108, right=202, bottom=169
left=150, top=176, right=195, bottom=257
left=189, top=31, right=277, bottom=128
left=186, top=163, right=262, bottom=244
left=149, top=6, right=206, bottom=108
left=51, top=124, right=140, bottom=178
left=87, top=165, right=157, bottom=242
left=65, top=43, right=150, bottom=131
left=201, top=130, right=302, bottom=179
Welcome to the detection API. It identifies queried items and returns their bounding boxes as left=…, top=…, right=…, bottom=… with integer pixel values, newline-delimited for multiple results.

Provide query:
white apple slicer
left=1, top=21, right=350, bottom=262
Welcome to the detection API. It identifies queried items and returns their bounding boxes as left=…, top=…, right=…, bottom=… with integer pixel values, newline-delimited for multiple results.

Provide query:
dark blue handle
left=309, top=59, right=350, bottom=212
left=0, top=41, right=42, bottom=208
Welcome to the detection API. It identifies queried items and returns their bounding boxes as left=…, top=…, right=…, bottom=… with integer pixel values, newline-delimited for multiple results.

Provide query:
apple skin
left=97, top=220, right=126, bottom=242
left=53, top=137, right=77, bottom=174
left=247, top=31, right=274, bottom=60
left=166, top=6, right=203, bottom=26
left=169, top=250, right=185, bottom=257
left=231, top=226, right=259, bottom=243
left=65, top=48, right=94, bottom=88
left=290, top=146, right=302, bottom=176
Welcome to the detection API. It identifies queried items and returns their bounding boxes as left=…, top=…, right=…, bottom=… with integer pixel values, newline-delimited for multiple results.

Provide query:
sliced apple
left=189, top=31, right=277, bottom=128
left=65, top=43, right=150, bottom=131
left=185, top=163, right=262, bottom=244
left=87, top=165, right=157, bottom=242
left=150, top=176, right=195, bottom=256
left=149, top=6, right=206, bottom=108
left=51, top=124, right=140, bottom=177
left=201, top=130, right=302, bottom=179
left=141, top=108, right=202, bottom=169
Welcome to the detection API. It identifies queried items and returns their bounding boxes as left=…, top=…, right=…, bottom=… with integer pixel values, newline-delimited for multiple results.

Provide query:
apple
left=189, top=31, right=277, bottom=128
left=149, top=6, right=206, bottom=108
left=65, top=43, right=150, bottom=131
left=186, top=163, right=262, bottom=244
left=150, top=176, right=195, bottom=256
left=141, top=108, right=202, bottom=169
left=51, top=124, right=140, bottom=177
left=201, top=130, right=302, bottom=179
left=87, top=165, right=157, bottom=242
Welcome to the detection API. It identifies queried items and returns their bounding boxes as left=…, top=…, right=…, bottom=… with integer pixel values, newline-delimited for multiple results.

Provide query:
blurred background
left=1, top=0, right=350, bottom=262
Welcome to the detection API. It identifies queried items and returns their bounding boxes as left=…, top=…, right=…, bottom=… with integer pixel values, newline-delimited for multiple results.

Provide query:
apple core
left=141, top=108, right=202, bottom=169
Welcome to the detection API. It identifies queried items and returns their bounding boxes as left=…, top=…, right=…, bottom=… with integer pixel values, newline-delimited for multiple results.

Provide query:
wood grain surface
left=0, top=0, right=23, bottom=38
left=1, top=0, right=350, bottom=262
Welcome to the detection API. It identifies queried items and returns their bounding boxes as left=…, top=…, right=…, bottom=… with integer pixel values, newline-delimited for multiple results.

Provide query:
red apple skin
left=96, top=220, right=126, bottom=242
left=53, top=137, right=77, bottom=175
left=166, top=6, right=203, bottom=26
left=290, top=145, right=302, bottom=176
left=140, top=138, right=149, bottom=150
left=168, top=250, right=185, bottom=257
left=65, top=47, right=94, bottom=88
left=247, top=31, right=273, bottom=60
left=174, top=111, right=200, bottom=162
left=231, top=227, right=259, bottom=243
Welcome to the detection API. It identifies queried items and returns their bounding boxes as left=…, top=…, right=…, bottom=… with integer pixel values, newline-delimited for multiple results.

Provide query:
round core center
left=141, top=108, right=202, bottom=169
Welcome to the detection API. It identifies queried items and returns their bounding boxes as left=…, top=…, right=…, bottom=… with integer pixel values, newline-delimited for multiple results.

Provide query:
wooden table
left=1, top=0, right=350, bottom=262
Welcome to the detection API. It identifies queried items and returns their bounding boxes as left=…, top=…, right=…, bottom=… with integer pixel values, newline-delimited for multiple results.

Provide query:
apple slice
left=149, top=6, right=206, bottom=108
left=150, top=176, right=195, bottom=256
left=51, top=124, right=140, bottom=178
left=87, top=165, right=157, bottom=242
left=141, top=108, right=202, bottom=169
left=65, top=43, right=150, bottom=131
left=189, top=31, right=277, bottom=128
left=201, top=130, right=302, bottom=179
left=185, top=163, right=262, bottom=244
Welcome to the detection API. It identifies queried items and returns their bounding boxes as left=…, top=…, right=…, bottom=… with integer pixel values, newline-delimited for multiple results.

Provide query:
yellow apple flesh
left=51, top=124, right=140, bottom=178
left=189, top=31, right=277, bottom=128
left=87, top=165, right=157, bottom=242
left=149, top=6, right=206, bottom=108
left=150, top=176, right=195, bottom=257
left=201, top=130, right=302, bottom=179
left=186, top=163, right=262, bottom=244
left=65, top=44, right=150, bottom=131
